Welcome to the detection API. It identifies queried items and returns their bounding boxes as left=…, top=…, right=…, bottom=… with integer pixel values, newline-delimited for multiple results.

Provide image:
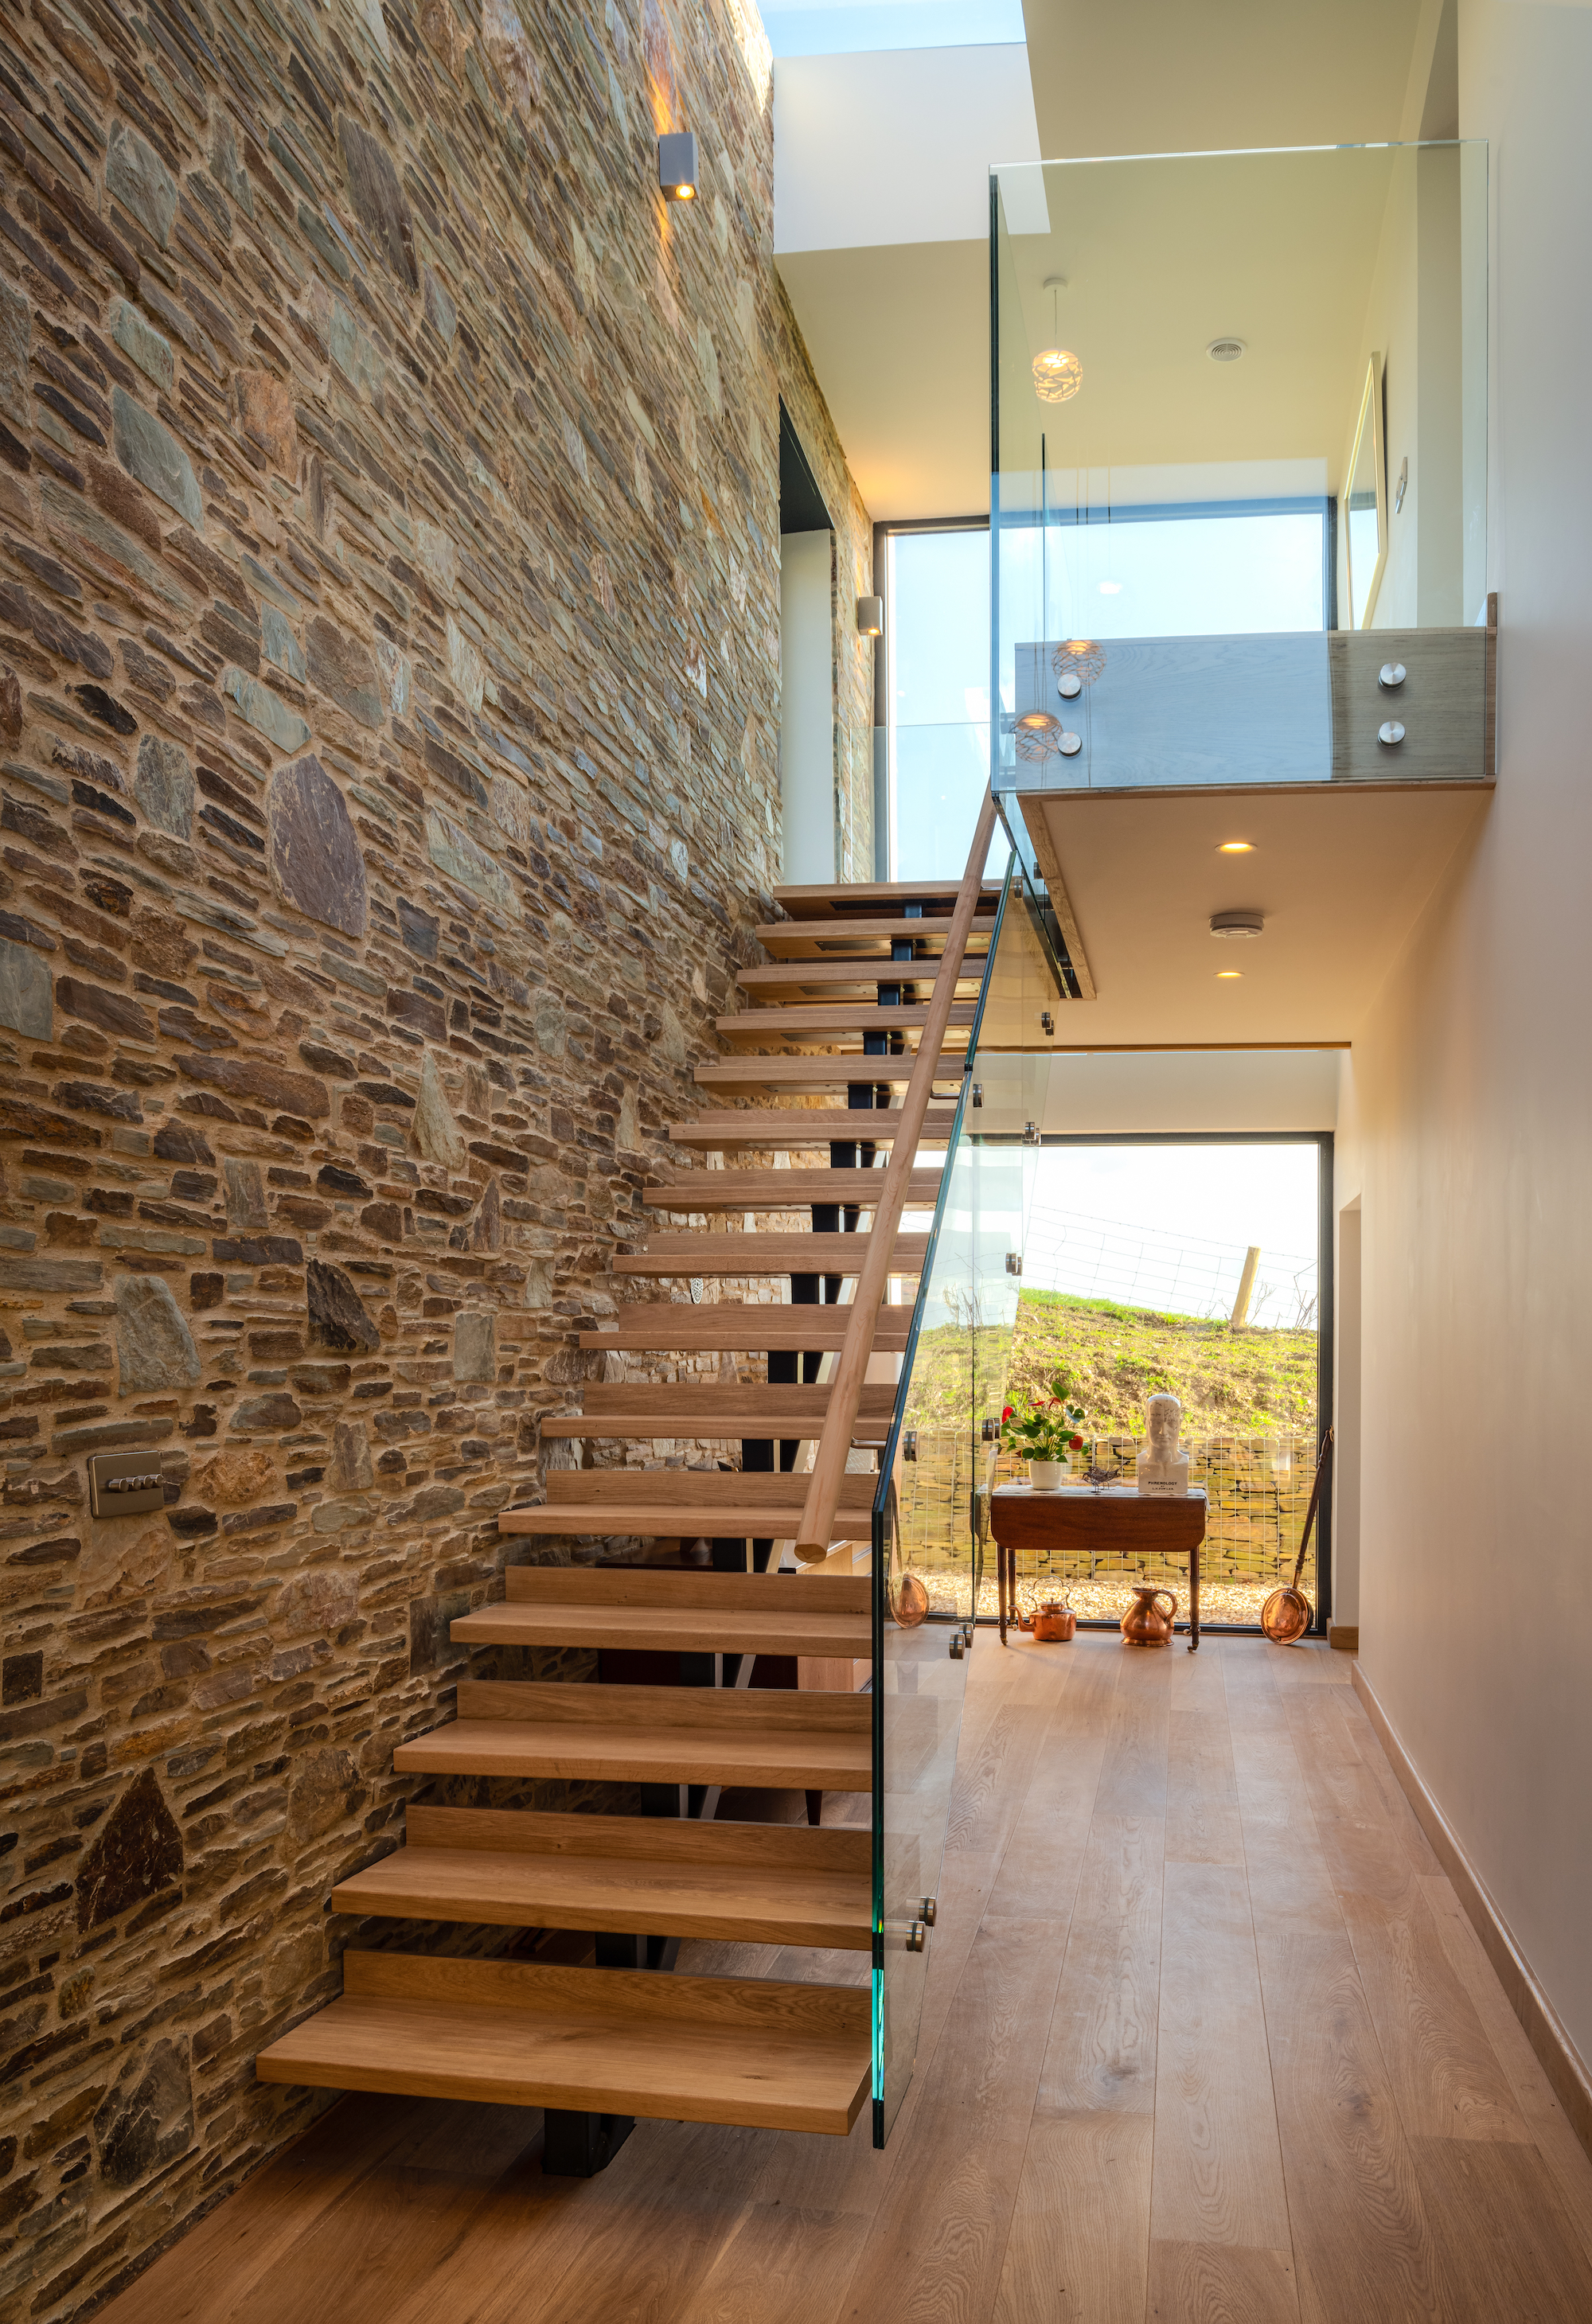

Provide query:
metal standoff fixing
left=921, top=1897, right=938, bottom=1926
left=1379, top=661, right=1407, bottom=688
left=1378, top=719, right=1407, bottom=747
left=1058, top=731, right=1083, bottom=755
left=907, top=1920, right=927, bottom=1952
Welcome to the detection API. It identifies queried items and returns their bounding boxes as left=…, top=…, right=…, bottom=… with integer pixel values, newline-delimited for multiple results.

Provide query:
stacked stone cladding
left=0, top=0, right=870, bottom=2310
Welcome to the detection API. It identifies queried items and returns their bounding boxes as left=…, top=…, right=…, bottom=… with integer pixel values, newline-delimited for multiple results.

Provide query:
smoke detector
left=1210, top=909, right=1265, bottom=938
left=1208, top=337, right=1246, bottom=362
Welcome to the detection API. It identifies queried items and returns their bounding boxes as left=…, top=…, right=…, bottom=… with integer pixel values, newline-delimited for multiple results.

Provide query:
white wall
left=773, top=43, right=1042, bottom=254
left=778, top=528, right=837, bottom=883
left=1038, top=1047, right=1340, bottom=1136
left=1341, top=0, right=1592, bottom=2072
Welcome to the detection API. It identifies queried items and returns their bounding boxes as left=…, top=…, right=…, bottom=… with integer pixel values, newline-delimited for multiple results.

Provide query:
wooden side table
left=989, top=1484, right=1209, bottom=1652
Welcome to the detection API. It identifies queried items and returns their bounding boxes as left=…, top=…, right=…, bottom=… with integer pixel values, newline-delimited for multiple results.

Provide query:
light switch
left=88, top=1452, right=168, bottom=1519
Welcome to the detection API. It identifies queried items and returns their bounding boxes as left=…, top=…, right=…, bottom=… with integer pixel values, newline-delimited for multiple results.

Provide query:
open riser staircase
left=256, top=801, right=1000, bottom=2164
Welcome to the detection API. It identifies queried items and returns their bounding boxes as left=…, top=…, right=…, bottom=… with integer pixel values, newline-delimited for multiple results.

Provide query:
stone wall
left=0, top=0, right=870, bottom=2311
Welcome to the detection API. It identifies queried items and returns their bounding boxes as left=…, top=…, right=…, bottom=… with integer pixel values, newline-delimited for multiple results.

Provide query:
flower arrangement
left=1000, top=1375, right=1088, bottom=1468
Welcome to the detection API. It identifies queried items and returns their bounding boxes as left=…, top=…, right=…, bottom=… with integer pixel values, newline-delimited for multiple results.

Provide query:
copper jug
left=1120, top=1584, right=1177, bottom=1648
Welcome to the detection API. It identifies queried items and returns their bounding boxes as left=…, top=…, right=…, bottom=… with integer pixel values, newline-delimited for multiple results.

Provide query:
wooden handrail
left=794, top=793, right=1000, bottom=1562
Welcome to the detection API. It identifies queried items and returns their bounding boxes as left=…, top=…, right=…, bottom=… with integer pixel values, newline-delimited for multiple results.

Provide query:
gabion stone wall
left=0, top=0, right=868, bottom=2311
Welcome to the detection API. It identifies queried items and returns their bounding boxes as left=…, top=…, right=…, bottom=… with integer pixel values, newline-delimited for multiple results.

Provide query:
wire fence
left=1023, top=1208, right=1319, bottom=1331
left=896, top=1429, right=1321, bottom=1627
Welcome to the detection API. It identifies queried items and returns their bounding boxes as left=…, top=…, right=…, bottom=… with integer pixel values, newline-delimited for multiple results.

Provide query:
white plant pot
left=1028, top=1459, right=1065, bottom=1491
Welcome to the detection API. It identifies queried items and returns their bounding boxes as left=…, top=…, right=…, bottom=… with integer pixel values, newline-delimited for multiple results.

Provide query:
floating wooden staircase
left=256, top=807, right=999, bottom=2163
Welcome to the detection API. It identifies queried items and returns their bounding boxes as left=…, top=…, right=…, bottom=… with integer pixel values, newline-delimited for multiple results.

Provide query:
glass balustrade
left=870, top=851, right=1058, bottom=2143
left=991, top=142, right=1491, bottom=800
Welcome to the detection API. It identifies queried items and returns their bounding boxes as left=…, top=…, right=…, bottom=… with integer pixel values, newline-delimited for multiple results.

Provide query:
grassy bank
left=907, top=1287, right=1317, bottom=1437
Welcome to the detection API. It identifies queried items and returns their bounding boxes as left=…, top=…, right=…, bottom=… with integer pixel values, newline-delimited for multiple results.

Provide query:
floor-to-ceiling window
left=884, top=521, right=993, bottom=880
left=885, top=501, right=1331, bottom=877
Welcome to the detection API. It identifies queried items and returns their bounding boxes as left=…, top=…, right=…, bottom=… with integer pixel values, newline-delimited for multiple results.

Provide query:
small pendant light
left=1032, top=276, right=1082, bottom=405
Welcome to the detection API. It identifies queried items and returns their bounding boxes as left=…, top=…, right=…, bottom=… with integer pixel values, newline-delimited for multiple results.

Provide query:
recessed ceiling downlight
left=1216, top=840, right=1254, bottom=854
left=1208, top=337, right=1246, bottom=362
left=1210, top=909, right=1265, bottom=938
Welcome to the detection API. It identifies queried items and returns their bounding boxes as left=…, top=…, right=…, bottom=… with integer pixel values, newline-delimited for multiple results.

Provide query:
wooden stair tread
left=754, top=914, right=990, bottom=957
left=579, top=1308, right=911, bottom=1351
left=392, top=1718, right=872, bottom=1788
left=574, top=1382, right=899, bottom=1417
left=537, top=1381, right=896, bottom=1439
left=537, top=1410, right=890, bottom=1441
left=256, top=1953, right=870, bottom=2135
left=498, top=1567, right=867, bottom=1608
left=393, top=1675, right=872, bottom=1788
left=642, top=1170, right=942, bottom=1207
left=613, top=1233, right=927, bottom=1274
left=666, top=1108, right=958, bottom=1146
left=714, top=1004, right=976, bottom=1046
left=539, top=1471, right=874, bottom=1510
left=329, top=1810, right=870, bottom=1948
left=695, top=1055, right=966, bottom=1094
left=771, top=878, right=1001, bottom=919
left=737, top=961, right=981, bottom=996
left=451, top=1601, right=869, bottom=1655
left=495, top=1507, right=874, bottom=1539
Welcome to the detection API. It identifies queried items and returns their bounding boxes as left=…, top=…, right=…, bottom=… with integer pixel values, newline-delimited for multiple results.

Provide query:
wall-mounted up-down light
left=657, top=132, right=698, bottom=201
left=856, top=596, right=884, bottom=637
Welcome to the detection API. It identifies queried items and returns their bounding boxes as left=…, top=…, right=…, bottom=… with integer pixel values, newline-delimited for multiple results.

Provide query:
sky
left=1026, top=1143, right=1322, bottom=1329
left=756, top=0, right=1025, bottom=58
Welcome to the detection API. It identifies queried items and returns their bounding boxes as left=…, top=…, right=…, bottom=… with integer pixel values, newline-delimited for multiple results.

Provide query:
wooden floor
left=100, top=1637, right=1592, bottom=2324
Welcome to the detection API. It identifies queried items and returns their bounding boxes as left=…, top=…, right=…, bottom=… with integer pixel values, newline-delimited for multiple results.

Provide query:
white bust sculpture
left=1138, top=1392, right=1189, bottom=1496
left=1147, top=1394, right=1181, bottom=1462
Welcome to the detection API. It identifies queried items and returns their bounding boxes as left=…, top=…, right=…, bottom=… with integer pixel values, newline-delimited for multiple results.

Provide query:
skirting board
left=1352, top=1660, right=1592, bottom=2166
left=1328, top=1623, right=1358, bottom=1652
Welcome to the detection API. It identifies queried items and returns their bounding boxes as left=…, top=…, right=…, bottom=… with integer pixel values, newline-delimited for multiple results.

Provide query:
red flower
left=1068, top=1434, right=1083, bottom=1450
left=1001, top=1406, right=1015, bottom=1421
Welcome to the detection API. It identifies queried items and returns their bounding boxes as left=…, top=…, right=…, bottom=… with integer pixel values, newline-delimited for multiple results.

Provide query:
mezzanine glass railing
left=991, top=142, right=1491, bottom=799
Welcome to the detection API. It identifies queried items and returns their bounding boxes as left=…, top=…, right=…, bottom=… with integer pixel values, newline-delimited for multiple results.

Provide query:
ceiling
left=778, top=242, right=991, bottom=517
left=774, top=0, right=1446, bottom=520
left=1021, top=0, right=1432, bottom=161
left=1010, top=780, right=1490, bottom=1047
left=995, top=145, right=1404, bottom=497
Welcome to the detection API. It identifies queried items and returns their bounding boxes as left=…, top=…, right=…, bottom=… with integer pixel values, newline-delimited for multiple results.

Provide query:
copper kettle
left=1120, top=1584, right=1177, bottom=1648
left=1032, top=1600, right=1075, bottom=1643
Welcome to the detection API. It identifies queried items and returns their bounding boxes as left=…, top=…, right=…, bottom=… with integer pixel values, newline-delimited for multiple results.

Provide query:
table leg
left=997, top=1539, right=1007, bottom=1645
left=1189, top=1543, right=1200, bottom=1653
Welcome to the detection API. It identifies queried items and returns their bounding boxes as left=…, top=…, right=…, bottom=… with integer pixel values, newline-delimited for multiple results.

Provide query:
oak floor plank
left=1036, top=1811, right=1164, bottom=2120
left=1165, top=1705, right=1245, bottom=1867
left=90, top=2096, right=494, bottom=2324
left=1334, top=1879, right=1530, bottom=2146
left=993, top=2112, right=1153, bottom=2324
left=1145, top=2238, right=1301, bottom=2323
left=983, top=1643, right=1114, bottom=1924
left=687, top=2200, right=873, bottom=2324
left=1413, top=2135, right=1592, bottom=2322
left=1418, top=1872, right=1592, bottom=2269
left=1256, top=1928, right=1447, bottom=2324
left=96, top=1632, right=1592, bottom=2324
left=218, top=2102, right=544, bottom=2324
left=1094, top=1646, right=1173, bottom=1819
left=1151, top=1862, right=1292, bottom=2252
left=834, top=1913, right=1064, bottom=2324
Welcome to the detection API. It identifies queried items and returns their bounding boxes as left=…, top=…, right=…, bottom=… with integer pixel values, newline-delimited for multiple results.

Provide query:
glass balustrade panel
left=873, top=856, right=1063, bottom=2141
left=991, top=142, right=1490, bottom=801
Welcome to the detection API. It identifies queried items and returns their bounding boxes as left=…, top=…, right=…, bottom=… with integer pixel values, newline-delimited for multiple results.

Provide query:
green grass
left=905, top=1288, right=1317, bottom=1438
